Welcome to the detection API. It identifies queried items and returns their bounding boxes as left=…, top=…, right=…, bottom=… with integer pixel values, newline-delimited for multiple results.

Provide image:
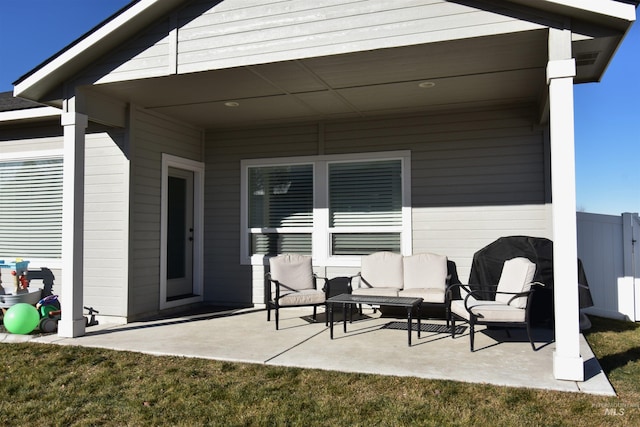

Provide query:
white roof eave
left=0, top=106, right=61, bottom=124
left=507, top=0, right=636, bottom=28
left=13, top=0, right=184, bottom=102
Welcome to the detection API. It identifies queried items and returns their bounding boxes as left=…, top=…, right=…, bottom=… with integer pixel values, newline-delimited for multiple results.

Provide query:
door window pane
left=167, top=175, right=187, bottom=279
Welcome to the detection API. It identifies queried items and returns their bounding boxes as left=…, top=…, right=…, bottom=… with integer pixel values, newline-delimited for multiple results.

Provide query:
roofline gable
left=12, top=0, right=637, bottom=104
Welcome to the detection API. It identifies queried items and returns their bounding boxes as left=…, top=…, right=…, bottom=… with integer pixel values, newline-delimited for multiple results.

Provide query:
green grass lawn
left=0, top=315, right=638, bottom=426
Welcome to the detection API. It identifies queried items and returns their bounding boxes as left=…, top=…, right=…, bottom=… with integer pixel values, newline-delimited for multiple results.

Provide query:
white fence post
left=621, top=213, right=640, bottom=321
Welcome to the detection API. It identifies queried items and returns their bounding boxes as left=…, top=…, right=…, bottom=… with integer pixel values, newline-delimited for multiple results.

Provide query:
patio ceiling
left=85, top=28, right=598, bottom=129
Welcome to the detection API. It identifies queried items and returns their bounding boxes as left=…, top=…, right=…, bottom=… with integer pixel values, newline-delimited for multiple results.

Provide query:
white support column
left=58, top=111, right=88, bottom=338
left=547, top=30, right=583, bottom=381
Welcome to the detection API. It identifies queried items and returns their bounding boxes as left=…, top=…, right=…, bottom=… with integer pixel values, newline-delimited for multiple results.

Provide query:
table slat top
left=326, top=293, right=422, bottom=307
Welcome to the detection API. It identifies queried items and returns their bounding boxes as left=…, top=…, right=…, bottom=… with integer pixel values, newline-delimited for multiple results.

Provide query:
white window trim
left=0, top=149, right=64, bottom=269
left=241, top=150, right=411, bottom=267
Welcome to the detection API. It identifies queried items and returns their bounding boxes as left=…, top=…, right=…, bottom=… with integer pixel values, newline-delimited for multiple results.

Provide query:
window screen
left=0, top=158, right=63, bottom=258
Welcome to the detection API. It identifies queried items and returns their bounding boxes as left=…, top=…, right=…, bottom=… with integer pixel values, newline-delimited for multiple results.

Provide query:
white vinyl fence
left=577, top=212, right=640, bottom=321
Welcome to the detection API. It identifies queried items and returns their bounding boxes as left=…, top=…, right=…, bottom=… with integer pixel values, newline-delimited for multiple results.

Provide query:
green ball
left=3, top=303, right=40, bottom=335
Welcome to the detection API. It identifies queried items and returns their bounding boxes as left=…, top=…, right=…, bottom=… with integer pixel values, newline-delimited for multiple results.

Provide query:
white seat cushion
left=359, top=251, right=404, bottom=290
left=278, top=289, right=326, bottom=306
left=403, top=253, right=448, bottom=291
left=495, top=257, right=536, bottom=308
left=450, top=298, right=526, bottom=323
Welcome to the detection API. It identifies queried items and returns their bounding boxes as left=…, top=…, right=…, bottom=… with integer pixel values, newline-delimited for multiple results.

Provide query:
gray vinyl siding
left=204, top=123, right=320, bottom=304
left=84, top=18, right=173, bottom=85
left=129, top=107, right=203, bottom=319
left=177, top=0, right=542, bottom=74
left=204, top=104, right=551, bottom=304
left=84, top=131, right=129, bottom=319
left=80, top=0, right=543, bottom=85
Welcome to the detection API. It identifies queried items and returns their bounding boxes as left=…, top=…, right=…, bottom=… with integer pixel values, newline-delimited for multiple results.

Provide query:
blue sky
left=1, top=1, right=638, bottom=216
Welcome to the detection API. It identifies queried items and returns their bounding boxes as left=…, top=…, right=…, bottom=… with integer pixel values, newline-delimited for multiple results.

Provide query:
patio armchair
left=448, top=257, right=542, bottom=351
left=266, top=254, right=327, bottom=330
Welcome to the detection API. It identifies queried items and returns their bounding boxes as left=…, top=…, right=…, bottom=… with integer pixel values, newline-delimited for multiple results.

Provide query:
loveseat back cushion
left=360, top=251, right=403, bottom=290
left=269, top=254, right=315, bottom=296
left=403, top=253, right=448, bottom=290
left=495, top=257, right=536, bottom=308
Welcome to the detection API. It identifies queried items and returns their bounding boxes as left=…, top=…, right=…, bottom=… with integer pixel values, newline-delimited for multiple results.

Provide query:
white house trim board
left=507, top=0, right=636, bottom=29
left=547, top=27, right=583, bottom=381
left=0, top=106, right=60, bottom=123
left=160, top=154, right=205, bottom=310
left=522, top=0, right=636, bottom=20
left=58, top=112, right=88, bottom=338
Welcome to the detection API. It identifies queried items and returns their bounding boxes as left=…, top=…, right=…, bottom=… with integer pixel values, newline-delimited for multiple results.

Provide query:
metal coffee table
left=326, top=294, right=423, bottom=346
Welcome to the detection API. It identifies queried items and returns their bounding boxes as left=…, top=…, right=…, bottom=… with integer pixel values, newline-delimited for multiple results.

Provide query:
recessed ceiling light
left=224, top=101, right=240, bottom=107
left=418, top=82, right=436, bottom=89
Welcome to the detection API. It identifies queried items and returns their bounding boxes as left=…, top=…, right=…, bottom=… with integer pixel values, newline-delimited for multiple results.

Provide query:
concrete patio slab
left=1, top=307, right=614, bottom=396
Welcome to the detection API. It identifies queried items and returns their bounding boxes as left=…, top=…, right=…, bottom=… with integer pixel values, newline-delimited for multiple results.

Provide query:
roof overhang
left=507, top=0, right=637, bottom=30
left=0, top=106, right=61, bottom=125
left=13, top=0, right=185, bottom=103
left=12, top=0, right=637, bottom=109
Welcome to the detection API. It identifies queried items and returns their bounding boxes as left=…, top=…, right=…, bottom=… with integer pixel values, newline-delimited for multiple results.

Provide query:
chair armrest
left=499, top=281, right=544, bottom=305
left=313, top=273, right=326, bottom=290
left=265, top=272, right=279, bottom=300
left=446, top=283, right=474, bottom=301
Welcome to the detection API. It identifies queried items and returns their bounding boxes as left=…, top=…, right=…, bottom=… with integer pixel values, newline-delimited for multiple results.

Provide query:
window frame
left=0, top=149, right=64, bottom=269
left=241, top=150, right=411, bottom=266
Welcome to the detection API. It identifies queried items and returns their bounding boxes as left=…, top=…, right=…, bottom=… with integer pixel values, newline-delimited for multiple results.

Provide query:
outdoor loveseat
left=351, top=251, right=459, bottom=315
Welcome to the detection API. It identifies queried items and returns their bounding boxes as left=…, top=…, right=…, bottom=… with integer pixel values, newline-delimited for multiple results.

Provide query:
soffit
left=88, top=29, right=550, bottom=129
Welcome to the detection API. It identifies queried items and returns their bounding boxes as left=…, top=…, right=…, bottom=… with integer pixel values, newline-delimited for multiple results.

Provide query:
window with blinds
left=329, top=159, right=402, bottom=254
left=0, top=157, right=63, bottom=259
left=248, top=164, right=313, bottom=256
left=242, top=151, right=409, bottom=264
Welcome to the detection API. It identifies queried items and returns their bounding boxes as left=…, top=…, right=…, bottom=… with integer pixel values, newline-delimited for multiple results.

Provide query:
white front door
left=161, top=154, right=204, bottom=309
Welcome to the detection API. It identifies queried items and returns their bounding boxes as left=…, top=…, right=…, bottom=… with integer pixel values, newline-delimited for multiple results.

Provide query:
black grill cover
left=467, top=236, right=593, bottom=325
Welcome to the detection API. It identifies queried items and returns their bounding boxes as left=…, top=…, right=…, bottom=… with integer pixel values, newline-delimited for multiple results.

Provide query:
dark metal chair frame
left=266, top=272, right=329, bottom=330
left=448, top=284, right=540, bottom=352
